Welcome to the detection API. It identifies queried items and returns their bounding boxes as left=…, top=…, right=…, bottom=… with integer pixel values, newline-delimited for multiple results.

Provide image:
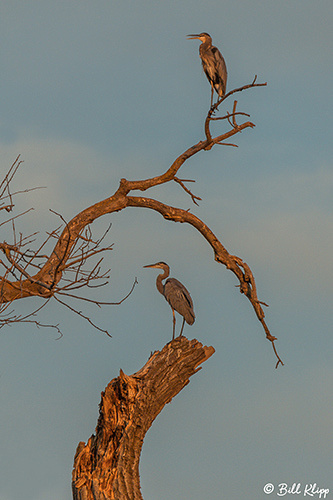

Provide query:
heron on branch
left=187, top=32, right=227, bottom=107
left=144, top=262, right=195, bottom=340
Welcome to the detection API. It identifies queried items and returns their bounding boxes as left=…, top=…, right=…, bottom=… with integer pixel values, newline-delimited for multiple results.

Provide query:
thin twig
left=174, top=177, right=202, bottom=205
left=54, top=295, right=112, bottom=337
left=0, top=208, right=34, bottom=229
left=55, top=277, right=138, bottom=306
left=0, top=243, right=52, bottom=291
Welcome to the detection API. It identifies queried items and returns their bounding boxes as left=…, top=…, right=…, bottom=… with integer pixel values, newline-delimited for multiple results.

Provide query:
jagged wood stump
left=72, top=336, right=215, bottom=500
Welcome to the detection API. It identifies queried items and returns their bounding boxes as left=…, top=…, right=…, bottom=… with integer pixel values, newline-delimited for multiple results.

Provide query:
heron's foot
left=209, top=105, right=219, bottom=116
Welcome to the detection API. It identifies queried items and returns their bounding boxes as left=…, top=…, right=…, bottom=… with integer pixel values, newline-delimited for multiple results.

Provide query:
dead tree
left=1, top=77, right=283, bottom=499
left=72, top=337, right=215, bottom=500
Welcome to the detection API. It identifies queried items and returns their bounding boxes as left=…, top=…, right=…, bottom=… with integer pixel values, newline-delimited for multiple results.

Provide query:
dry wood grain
left=72, top=337, right=215, bottom=500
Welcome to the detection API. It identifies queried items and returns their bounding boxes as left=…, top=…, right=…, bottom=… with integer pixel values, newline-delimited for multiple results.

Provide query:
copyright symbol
left=263, top=483, right=274, bottom=494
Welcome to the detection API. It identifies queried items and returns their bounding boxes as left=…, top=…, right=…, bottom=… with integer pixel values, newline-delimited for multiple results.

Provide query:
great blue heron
left=187, top=32, right=227, bottom=106
left=143, top=262, right=195, bottom=340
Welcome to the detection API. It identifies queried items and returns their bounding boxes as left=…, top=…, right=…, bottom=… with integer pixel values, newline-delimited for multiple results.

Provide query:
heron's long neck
left=201, top=39, right=212, bottom=51
left=156, top=269, right=169, bottom=295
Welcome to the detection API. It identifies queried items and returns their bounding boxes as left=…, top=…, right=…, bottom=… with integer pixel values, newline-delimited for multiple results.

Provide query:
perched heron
left=187, top=32, right=227, bottom=106
left=144, top=262, right=195, bottom=340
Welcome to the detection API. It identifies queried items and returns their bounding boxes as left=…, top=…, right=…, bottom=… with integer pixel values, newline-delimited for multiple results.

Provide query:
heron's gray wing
left=211, top=47, right=227, bottom=95
left=200, top=45, right=227, bottom=97
left=164, top=278, right=195, bottom=325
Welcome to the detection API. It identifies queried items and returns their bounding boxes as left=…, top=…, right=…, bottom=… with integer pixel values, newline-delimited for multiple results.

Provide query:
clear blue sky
left=1, top=2, right=333, bottom=499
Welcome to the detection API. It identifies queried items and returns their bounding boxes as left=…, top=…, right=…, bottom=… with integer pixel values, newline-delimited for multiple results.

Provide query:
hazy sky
left=1, top=2, right=333, bottom=499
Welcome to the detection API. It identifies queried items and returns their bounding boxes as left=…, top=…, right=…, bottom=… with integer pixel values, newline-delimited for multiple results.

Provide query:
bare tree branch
left=173, top=176, right=202, bottom=205
left=0, top=81, right=283, bottom=366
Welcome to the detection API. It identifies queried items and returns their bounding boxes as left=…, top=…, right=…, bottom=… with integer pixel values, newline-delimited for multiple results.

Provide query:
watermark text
left=263, top=482, right=330, bottom=498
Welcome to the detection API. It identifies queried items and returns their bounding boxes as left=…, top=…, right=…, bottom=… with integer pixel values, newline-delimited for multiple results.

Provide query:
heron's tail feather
left=185, top=310, right=195, bottom=325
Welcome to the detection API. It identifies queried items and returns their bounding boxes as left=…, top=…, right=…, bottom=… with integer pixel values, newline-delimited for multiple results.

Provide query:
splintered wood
left=72, top=337, right=214, bottom=500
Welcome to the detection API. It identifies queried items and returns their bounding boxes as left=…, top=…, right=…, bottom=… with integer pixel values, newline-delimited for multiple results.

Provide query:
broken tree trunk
left=72, top=336, right=215, bottom=500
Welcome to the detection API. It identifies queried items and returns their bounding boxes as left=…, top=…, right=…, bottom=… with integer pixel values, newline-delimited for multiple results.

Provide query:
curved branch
left=0, top=192, right=128, bottom=302
left=72, top=337, right=215, bottom=500
left=0, top=81, right=282, bottom=365
left=125, top=195, right=283, bottom=367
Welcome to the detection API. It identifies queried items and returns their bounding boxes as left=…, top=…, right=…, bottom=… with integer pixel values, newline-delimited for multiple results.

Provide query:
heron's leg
left=172, top=309, right=176, bottom=340
left=179, top=317, right=185, bottom=337
left=210, top=85, right=214, bottom=108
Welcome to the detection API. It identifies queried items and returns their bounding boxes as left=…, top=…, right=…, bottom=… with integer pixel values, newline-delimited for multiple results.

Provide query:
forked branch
left=0, top=80, right=282, bottom=366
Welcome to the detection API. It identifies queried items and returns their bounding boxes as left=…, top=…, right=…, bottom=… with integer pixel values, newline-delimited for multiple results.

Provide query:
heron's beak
left=187, top=34, right=200, bottom=39
left=143, top=264, right=155, bottom=269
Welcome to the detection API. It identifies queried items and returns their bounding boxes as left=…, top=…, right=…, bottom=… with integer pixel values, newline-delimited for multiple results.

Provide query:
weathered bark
left=72, top=336, right=215, bottom=500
